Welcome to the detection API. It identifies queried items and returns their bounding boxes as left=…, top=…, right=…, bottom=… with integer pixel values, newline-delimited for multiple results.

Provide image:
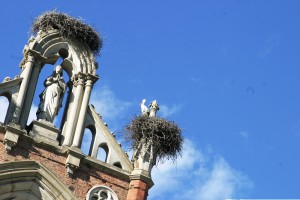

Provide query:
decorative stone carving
left=66, top=146, right=84, bottom=175
left=71, top=72, right=86, bottom=87
left=19, top=50, right=35, bottom=70
left=36, top=65, right=66, bottom=123
left=86, top=73, right=99, bottom=86
left=86, top=185, right=119, bottom=200
left=4, top=124, right=26, bottom=151
left=3, top=77, right=11, bottom=82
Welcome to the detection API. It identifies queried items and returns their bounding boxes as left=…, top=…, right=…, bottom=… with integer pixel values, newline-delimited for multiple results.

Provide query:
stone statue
left=149, top=100, right=159, bottom=117
left=36, top=65, right=66, bottom=123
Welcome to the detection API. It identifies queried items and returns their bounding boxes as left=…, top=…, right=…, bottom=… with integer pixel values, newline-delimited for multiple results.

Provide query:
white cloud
left=159, top=104, right=182, bottom=118
left=90, top=85, right=132, bottom=129
left=190, top=158, right=252, bottom=200
left=149, top=140, right=253, bottom=200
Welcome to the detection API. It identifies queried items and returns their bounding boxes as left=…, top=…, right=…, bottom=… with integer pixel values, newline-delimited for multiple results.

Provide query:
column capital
left=71, top=72, right=86, bottom=87
left=85, top=73, right=99, bottom=86
left=19, top=49, right=46, bottom=69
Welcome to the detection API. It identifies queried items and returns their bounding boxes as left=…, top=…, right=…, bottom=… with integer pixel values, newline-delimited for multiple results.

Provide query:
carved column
left=12, top=51, right=35, bottom=124
left=72, top=74, right=98, bottom=148
left=19, top=58, right=44, bottom=127
left=62, top=73, right=85, bottom=146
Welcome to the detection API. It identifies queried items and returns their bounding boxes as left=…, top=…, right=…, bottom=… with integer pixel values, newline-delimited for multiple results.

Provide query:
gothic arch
left=81, top=125, right=96, bottom=156
left=28, top=30, right=97, bottom=77
left=0, top=94, right=9, bottom=122
left=15, top=30, right=99, bottom=150
left=0, top=91, right=12, bottom=101
left=97, top=142, right=110, bottom=162
left=0, top=78, right=22, bottom=125
left=0, top=161, right=77, bottom=200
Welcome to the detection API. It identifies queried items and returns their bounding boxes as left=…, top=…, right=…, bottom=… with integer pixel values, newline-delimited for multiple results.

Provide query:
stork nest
left=31, top=11, right=102, bottom=56
left=124, top=115, right=183, bottom=162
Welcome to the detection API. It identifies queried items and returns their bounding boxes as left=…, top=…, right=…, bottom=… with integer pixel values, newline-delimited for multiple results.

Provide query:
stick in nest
left=123, top=115, right=183, bottom=163
left=31, top=11, right=103, bottom=56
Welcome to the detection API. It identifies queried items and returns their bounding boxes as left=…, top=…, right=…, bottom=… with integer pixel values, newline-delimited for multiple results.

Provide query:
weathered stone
left=29, top=120, right=60, bottom=146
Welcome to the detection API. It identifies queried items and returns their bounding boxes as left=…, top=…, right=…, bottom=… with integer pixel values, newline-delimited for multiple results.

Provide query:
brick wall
left=127, top=180, right=149, bottom=200
left=0, top=132, right=130, bottom=200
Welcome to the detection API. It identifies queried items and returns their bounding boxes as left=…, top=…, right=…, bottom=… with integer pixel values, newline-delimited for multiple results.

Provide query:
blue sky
left=0, top=1, right=300, bottom=199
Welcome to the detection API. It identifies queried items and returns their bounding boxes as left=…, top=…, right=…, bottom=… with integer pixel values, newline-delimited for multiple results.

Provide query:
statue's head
left=55, top=65, right=62, bottom=74
left=53, top=65, right=64, bottom=78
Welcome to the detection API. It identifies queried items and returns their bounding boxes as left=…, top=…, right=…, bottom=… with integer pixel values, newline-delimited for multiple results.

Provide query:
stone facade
left=0, top=128, right=130, bottom=200
left=0, top=15, right=154, bottom=200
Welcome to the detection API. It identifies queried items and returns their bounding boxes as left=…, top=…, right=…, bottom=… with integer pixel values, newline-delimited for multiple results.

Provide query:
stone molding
left=83, top=156, right=131, bottom=182
left=129, top=172, right=154, bottom=189
left=3, top=123, right=26, bottom=151
left=66, top=146, right=84, bottom=175
left=0, top=160, right=77, bottom=200
left=86, top=185, right=119, bottom=200
left=72, top=72, right=86, bottom=87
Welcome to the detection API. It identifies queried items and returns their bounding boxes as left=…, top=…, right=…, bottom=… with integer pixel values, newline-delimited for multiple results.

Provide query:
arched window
left=81, top=127, right=95, bottom=156
left=27, top=57, right=70, bottom=127
left=97, top=143, right=109, bottom=162
left=0, top=94, right=10, bottom=123
left=0, top=161, right=77, bottom=200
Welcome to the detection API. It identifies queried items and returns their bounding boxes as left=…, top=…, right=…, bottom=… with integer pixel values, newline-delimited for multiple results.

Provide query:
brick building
left=0, top=13, right=154, bottom=200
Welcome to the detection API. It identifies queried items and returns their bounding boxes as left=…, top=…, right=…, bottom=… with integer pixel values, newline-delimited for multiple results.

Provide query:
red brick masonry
left=127, top=180, right=149, bottom=200
left=0, top=132, right=131, bottom=200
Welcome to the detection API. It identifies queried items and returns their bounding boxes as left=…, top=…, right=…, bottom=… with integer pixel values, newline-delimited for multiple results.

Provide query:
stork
left=149, top=100, right=159, bottom=117
left=140, top=99, right=149, bottom=116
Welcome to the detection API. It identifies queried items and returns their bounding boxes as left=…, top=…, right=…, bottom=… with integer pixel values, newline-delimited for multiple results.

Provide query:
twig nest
left=124, top=115, right=183, bottom=162
left=31, top=11, right=102, bottom=56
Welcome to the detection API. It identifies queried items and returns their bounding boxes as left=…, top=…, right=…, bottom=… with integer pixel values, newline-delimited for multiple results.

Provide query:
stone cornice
left=83, top=156, right=131, bottom=182
left=129, top=173, right=154, bottom=189
left=0, top=77, right=23, bottom=89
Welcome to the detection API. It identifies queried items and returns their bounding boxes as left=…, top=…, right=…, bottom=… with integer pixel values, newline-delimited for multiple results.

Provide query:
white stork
left=140, top=99, right=148, bottom=116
